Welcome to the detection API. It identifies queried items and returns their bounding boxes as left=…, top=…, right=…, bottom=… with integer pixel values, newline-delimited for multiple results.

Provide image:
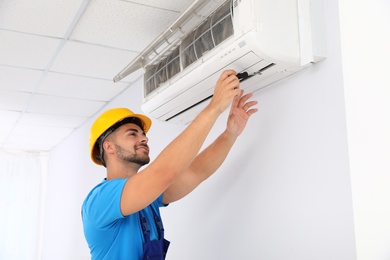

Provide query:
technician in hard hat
left=81, top=70, right=258, bottom=259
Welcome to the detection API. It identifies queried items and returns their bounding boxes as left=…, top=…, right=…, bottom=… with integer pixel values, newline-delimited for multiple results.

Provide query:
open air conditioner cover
left=114, top=0, right=326, bottom=124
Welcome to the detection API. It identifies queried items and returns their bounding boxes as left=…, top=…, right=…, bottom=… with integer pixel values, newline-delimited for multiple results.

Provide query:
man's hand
left=226, top=90, right=258, bottom=137
left=208, top=70, right=242, bottom=115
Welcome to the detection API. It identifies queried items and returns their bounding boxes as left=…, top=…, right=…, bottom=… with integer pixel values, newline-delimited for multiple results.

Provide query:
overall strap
left=139, top=205, right=170, bottom=259
left=139, top=211, right=151, bottom=243
left=150, top=206, right=164, bottom=233
left=139, top=205, right=164, bottom=240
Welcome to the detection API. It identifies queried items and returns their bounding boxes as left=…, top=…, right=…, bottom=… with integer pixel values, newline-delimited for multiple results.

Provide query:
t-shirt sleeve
left=156, top=193, right=168, bottom=208
left=83, top=179, right=127, bottom=229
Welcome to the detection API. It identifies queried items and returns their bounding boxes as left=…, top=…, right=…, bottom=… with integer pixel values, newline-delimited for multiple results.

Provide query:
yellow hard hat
left=89, top=108, right=152, bottom=166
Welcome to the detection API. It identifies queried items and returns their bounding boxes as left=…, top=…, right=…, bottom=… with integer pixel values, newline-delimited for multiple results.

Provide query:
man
left=82, top=70, right=258, bottom=259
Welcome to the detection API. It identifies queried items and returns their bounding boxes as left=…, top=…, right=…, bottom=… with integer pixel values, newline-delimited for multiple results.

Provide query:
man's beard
left=114, top=144, right=150, bottom=166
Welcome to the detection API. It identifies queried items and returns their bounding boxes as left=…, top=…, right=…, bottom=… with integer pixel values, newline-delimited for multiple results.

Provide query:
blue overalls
left=139, top=206, right=170, bottom=259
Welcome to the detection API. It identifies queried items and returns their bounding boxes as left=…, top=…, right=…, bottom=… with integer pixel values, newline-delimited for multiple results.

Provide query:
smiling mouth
left=136, top=146, right=149, bottom=153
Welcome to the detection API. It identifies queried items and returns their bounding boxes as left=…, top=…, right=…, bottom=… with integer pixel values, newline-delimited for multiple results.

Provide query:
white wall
left=41, top=0, right=362, bottom=259
left=339, top=0, right=390, bottom=259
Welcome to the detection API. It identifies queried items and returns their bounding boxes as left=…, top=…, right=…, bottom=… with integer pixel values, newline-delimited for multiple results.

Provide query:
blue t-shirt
left=81, top=178, right=166, bottom=260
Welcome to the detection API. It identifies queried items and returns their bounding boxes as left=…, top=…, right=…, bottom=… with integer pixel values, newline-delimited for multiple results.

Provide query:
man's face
left=110, top=123, right=150, bottom=166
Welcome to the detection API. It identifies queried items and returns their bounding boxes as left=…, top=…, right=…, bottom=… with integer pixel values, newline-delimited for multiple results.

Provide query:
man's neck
left=106, top=160, right=140, bottom=180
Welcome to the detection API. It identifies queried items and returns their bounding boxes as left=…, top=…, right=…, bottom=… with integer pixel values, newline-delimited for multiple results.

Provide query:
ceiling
left=0, top=0, right=195, bottom=152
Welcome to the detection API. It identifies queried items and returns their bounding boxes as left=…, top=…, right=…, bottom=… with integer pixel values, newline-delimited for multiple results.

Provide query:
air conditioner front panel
left=142, top=51, right=284, bottom=122
left=168, top=99, right=209, bottom=125
left=142, top=51, right=262, bottom=119
left=164, top=64, right=293, bottom=125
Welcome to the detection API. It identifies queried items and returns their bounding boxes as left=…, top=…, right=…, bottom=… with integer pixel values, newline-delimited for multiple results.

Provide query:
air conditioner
left=114, top=0, right=326, bottom=124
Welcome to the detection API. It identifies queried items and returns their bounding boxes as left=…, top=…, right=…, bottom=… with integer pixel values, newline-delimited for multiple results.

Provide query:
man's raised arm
left=120, top=70, right=242, bottom=215
left=162, top=90, right=258, bottom=204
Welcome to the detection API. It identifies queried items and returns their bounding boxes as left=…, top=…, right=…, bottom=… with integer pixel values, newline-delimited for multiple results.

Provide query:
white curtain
left=0, top=151, right=48, bottom=260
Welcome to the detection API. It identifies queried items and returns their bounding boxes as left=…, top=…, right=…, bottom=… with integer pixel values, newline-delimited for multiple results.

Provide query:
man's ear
left=103, top=140, right=114, bottom=155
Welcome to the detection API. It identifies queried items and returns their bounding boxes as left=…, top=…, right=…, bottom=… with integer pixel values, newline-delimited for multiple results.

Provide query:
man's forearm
left=189, top=130, right=238, bottom=181
left=150, top=105, right=221, bottom=178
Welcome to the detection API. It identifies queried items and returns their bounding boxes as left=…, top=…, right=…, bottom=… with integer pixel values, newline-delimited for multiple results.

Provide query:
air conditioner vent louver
left=144, top=47, right=180, bottom=95
left=181, top=1, right=233, bottom=69
left=144, top=0, right=233, bottom=97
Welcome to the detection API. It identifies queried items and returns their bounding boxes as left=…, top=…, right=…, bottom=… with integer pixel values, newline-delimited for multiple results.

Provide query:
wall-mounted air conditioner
left=114, top=0, right=326, bottom=124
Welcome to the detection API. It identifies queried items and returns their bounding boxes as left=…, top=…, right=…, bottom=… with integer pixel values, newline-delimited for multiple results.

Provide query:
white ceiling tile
left=0, top=0, right=83, bottom=37
left=0, top=123, right=14, bottom=135
left=0, top=134, right=8, bottom=144
left=27, top=94, right=105, bottom=117
left=12, top=123, right=74, bottom=139
left=0, top=110, right=22, bottom=123
left=70, top=0, right=181, bottom=51
left=50, top=41, right=138, bottom=80
left=0, top=90, right=31, bottom=111
left=0, top=66, right=43, bottom=92
left=19, top=113, right=86, bottom=128
left=124, top=0, right=194, bottom=12
left=38, top=72, right=128, bottom=101
left=0, top=31, right=61, bottom=70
